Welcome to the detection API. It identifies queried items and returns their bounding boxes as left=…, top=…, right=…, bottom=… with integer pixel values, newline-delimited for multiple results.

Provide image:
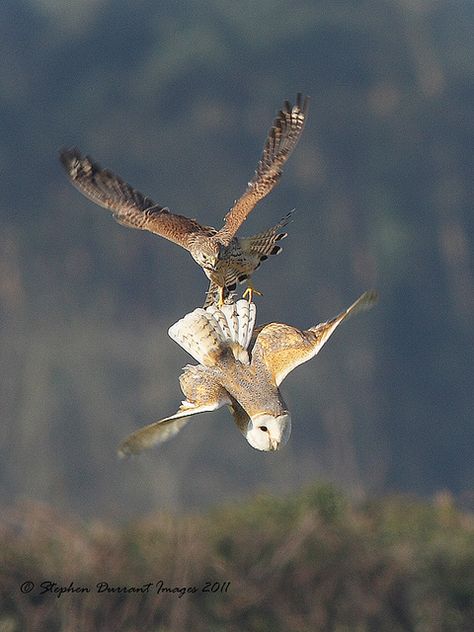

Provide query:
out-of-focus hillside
left=1, top=488, right=474, bottom=631
left=0, top=0, right=473, bottom=516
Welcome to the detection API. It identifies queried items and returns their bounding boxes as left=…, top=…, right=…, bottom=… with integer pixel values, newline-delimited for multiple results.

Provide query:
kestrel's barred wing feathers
left=60, top=148, right=215, bottom=250
left=251, top=291, right=378, bottom=386
left=216, top=94, right=309, bottom=244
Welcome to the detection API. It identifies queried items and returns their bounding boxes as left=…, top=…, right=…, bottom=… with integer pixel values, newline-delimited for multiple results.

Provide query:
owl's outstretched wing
left=216, top=94, right=308, bottom=244
left=60, top=148, right=215, bottom=250
left=118, top=400, right=226, bottom=457
left=251, top=291, right=377, bottom=386
left=119, top=361, right=233, bottom=456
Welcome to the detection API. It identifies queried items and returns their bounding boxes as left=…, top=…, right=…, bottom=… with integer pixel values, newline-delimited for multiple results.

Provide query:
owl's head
left=245, top=413, right=291, bottom=451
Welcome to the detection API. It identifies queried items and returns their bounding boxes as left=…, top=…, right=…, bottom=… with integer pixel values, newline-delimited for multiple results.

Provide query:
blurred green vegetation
left=1, top=487, right=474, bottom=631
left=0, top=0, right=473, bottom=516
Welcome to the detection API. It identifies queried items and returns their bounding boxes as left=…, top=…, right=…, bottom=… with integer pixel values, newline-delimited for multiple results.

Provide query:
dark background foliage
left=1, top=0, right=473, bottom=520
left=2, top=489, right=474, bottom=631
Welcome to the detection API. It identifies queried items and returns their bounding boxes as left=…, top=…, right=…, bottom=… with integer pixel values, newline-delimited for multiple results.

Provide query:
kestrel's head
left=245, top=413, right=292, bottom=451
left=192, top=239, right=221, bottom=273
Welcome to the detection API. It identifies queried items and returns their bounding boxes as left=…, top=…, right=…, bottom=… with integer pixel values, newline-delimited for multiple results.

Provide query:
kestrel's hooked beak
left=201, top=253, right=219, bottom=273
left=245, top=413, right=292, bottom=452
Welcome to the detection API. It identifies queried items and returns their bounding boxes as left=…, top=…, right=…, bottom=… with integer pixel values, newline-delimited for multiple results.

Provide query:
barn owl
left=118, top=291, right=377, bottom=455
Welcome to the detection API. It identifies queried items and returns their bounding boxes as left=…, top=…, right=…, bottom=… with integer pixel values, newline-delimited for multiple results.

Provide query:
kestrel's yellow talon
left=243, top=283, right=263, bottom=303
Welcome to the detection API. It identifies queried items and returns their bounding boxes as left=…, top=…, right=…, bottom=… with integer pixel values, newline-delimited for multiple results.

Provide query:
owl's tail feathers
left=169, top=300, right=256, bottom=366
left=208, top=299, right=256, bottom=362
left=240, top=210, right=294, bottom=259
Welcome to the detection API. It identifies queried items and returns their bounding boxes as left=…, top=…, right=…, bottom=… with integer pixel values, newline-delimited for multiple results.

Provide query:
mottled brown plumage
left=60, top=94, right=308, bottom=305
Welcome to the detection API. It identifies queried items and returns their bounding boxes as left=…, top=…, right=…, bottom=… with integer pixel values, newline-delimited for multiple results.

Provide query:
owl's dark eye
left=260, top=426, right=268, bottom=432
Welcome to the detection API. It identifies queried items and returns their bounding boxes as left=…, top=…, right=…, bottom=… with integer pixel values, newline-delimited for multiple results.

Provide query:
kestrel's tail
left=168, top=299, right=257, bottom=367
left=240, top=211, right=292, bottom=264
left=203, top=213, right=292, bottom=307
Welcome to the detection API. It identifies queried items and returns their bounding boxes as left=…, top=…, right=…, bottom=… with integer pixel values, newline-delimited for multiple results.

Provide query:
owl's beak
left=246, top=413, right=292, bottom=451
left=269, top=437, right=282, bottom=451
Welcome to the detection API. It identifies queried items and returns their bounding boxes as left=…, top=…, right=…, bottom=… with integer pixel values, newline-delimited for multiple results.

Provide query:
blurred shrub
left=1, top=486, right=473, bottom=631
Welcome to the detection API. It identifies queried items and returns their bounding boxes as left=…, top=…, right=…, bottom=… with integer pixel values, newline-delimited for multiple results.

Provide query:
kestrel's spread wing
left=60, top=148, right=215, bottom=250
left=251, top=291, right=378, bottom=386
left=216, top=93, right=309, bottom=244
left=60, top=96, right=308, bottom=306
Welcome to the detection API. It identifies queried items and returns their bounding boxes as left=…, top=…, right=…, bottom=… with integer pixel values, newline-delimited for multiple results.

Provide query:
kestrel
left=60, top=94, right=309, bottom=306
left=118, top=291, right=377, bottom=455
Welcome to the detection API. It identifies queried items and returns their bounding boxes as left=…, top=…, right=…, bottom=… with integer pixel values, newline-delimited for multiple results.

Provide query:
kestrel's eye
left=260, top=426, right=268, bottom=432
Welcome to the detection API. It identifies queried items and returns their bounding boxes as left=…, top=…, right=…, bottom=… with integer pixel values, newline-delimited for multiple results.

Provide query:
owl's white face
left=245, top=413, right=291, bottom=451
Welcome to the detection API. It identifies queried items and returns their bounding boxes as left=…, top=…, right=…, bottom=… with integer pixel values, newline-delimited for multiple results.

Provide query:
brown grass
left=1, top=486, right=474, bottom=631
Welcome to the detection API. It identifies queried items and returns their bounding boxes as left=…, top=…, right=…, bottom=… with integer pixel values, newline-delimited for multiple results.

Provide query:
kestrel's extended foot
left=243, top=281, right=263, bottom=303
